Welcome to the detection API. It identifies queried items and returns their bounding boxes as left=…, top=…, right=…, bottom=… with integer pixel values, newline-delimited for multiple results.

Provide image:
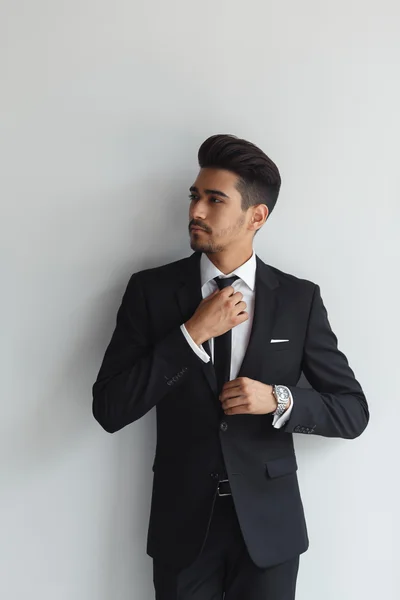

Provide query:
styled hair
left=198, top=134, right=281, bottom=217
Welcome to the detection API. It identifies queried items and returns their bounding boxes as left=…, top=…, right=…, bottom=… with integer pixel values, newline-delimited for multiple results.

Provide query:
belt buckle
left=217, top=479, right=230, bottom=497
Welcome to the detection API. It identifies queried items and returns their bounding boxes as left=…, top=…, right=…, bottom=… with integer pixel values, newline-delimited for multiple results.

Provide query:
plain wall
left=1, top=1, right=399, bottom=598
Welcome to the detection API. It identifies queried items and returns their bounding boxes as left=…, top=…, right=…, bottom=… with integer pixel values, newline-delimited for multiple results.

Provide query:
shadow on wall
left=98, top=414, right=156, bottom=600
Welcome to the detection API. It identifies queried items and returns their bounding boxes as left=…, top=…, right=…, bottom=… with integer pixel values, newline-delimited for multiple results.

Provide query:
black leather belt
left=217, top=479, right=232, bottom=497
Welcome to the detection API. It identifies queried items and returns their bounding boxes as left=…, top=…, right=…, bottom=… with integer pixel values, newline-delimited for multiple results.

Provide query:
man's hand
left=220, top=377, right=289, bottom=415
left=185, top=286, right=249, bottom=346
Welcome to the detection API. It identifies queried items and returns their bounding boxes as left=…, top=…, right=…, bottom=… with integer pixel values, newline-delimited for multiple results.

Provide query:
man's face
left=188, top=167, right=253, bottom=253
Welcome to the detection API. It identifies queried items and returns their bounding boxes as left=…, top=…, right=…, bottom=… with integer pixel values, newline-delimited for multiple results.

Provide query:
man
left=92, top=134, right=369, bottom=599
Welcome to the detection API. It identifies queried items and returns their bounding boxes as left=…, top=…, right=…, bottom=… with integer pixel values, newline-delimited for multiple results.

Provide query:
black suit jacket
left=92, top=251, right=369, bottom=570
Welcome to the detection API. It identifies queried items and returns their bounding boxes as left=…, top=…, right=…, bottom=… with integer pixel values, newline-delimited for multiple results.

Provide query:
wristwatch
left=272, top=385, right=290, bottom=418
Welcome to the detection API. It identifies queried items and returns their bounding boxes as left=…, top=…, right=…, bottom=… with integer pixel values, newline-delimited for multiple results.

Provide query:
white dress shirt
left=180, top=250, right=293, bottom=428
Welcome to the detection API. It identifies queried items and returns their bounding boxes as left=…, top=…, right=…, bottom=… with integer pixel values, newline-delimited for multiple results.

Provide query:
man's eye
left=188, top=194, right=221, bottom=203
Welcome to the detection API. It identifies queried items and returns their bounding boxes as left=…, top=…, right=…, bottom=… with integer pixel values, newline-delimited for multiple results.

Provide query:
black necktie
left=213, top=275, right=239, bottom=396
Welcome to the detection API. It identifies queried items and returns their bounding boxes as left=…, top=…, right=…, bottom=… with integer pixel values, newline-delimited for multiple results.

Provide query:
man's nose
left=190, top=199, right=208, bottom=220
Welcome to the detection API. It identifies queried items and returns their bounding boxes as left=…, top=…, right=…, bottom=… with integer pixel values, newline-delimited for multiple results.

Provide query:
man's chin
left=190, top=239, right=209, bottom=252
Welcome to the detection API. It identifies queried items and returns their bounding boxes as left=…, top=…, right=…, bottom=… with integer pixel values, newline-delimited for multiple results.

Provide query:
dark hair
left=198, top=134, right=281, bottom=218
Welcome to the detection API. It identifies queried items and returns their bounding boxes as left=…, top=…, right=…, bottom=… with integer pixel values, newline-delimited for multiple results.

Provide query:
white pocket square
left=270, top=339, right=289, bottom=343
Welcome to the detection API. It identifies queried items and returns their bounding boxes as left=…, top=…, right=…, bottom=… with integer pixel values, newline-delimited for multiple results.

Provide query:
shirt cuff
left=272, top=388, right=294, bottom=429
left=180, top=324, right=210, bottom=363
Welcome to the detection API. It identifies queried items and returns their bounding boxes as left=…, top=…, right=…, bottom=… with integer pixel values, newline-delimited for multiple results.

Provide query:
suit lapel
left=175, top=253, right=219, bottom=401
left=237, top=256, right=279, bottom=380
left=175, top=252, right=279, bottom=405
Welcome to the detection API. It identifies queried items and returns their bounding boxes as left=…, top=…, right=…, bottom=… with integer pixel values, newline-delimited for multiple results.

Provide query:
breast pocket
left=269, top=341, right=290, bottom=352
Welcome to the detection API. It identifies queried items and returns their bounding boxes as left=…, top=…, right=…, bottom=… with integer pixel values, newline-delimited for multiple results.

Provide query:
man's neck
left=203, top=248, right=254, bottom=275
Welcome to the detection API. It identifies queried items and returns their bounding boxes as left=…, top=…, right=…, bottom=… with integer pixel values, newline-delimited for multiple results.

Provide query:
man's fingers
left=222, top=396, right=247, bottom=409
left=222, top=378, right=244, bottom=391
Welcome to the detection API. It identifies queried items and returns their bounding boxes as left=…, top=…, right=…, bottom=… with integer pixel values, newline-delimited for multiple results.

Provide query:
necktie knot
left=214, top=275, right=239, bottom=290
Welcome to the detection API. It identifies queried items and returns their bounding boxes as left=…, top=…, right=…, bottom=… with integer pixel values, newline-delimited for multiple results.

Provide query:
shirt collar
left=200, top=250, right=256, bottom=291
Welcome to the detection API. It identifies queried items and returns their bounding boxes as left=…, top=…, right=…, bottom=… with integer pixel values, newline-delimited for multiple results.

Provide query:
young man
left=92, top=134, right=369, bottom=599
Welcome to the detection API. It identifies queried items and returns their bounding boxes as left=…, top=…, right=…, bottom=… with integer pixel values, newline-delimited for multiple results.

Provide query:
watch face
left=277, top=387, right=290, bottom=400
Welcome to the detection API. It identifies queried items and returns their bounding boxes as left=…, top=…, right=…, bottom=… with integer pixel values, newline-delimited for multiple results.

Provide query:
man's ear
left=251, top=204, right=269, bottom=232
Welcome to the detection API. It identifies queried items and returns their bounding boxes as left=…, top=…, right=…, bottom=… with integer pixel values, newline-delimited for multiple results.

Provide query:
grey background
left=1, top=1, right=399, bottom=598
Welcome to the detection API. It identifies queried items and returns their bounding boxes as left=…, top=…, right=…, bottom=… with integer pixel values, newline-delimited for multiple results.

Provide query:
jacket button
left=220, top=421, right=228, bottom=432
left=210, top=473, right=219, bottom=480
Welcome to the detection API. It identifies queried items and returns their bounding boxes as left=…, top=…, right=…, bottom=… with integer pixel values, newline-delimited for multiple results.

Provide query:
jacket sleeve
left=284, top=284, right=369, bottom=439
left=92, top=273, right=204, bottom=433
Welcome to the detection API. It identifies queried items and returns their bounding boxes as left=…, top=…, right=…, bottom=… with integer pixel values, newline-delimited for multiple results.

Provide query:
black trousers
left=153, top=493, right=299, bottom=599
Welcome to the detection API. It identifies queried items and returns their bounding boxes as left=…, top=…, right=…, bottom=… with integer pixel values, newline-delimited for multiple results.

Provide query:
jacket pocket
left=265, top=455, right=298, bottom=478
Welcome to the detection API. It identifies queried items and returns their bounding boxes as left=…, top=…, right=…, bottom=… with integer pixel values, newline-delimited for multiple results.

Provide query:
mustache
left=189, top=222, right=210, bottom=232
